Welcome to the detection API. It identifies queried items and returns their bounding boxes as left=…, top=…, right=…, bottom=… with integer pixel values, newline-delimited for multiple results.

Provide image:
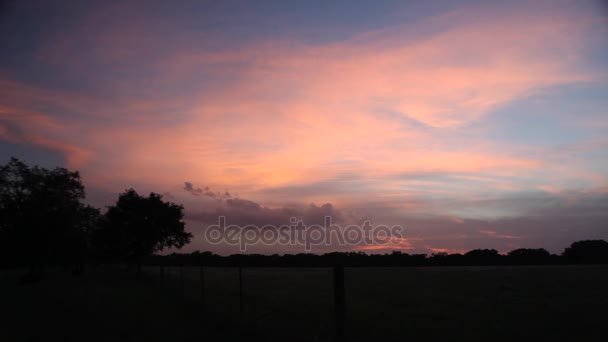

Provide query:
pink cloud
left=425, top=246, right=468, bottom=255
left=479, top=230, right=525, bottom=240
left=0, top=103, right=91, bottom=168
left=1, top=3, right=605, bottom=210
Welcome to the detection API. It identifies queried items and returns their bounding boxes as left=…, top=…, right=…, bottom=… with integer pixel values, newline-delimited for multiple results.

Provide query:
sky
left=1, top=0, right=608, bottom=255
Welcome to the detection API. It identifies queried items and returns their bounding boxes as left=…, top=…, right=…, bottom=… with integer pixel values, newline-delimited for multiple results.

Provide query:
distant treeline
left=2, top=158, right=608, bottom=273
left=147, top=240, right=608, bottom=267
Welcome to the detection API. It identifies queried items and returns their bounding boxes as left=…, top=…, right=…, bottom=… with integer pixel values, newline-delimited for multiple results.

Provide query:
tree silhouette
left=563, top=240, right=608, bottom=264
left=508, top=248, right=552, bottom=265
left=0, top=157, right=90, bottom=278
left=464, top=249, right=501, bottom=265
left=98, top=189, right=192, bottom=271
left=67, top=204, right=102, bottom=274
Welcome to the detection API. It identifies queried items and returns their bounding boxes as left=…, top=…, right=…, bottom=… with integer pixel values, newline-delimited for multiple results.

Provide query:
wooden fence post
left=238, top=266, right=244, bottom=319
left=180, top=263, right=185, bottom=296
left=334, top=265, right=345, bottom=342
left=160, top=262, right=164, bottom=283
left=200, top=255, right=205, bottom=310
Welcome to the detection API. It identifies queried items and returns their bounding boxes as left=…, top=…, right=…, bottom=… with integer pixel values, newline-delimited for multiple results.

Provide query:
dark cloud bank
left=180, top=182, right=608, bottom=255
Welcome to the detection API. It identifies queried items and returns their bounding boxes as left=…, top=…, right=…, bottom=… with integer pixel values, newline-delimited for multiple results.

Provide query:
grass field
left=2, top=265, right=608, bottom=341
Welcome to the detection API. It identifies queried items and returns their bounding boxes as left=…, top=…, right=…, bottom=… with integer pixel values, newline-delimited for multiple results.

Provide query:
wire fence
left=140, top=263, right=608, bottom=342
left=145, top=263, right=346, bottom=341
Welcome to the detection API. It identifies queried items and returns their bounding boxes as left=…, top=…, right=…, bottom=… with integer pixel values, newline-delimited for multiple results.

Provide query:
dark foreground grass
left=2, top=265, right=608, bottom=341
left=0, top=266, right=218, bottom=342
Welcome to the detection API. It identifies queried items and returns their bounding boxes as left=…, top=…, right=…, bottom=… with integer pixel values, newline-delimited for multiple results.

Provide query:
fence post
left=160, top=261, right=164, bottom=283
left=238, top=266, right=244, bottom=319
left=180, top=263, right=184, bottom=296
left=199, top=254, right=205, bottom=310
left=334, top=265, right=345, bottom=342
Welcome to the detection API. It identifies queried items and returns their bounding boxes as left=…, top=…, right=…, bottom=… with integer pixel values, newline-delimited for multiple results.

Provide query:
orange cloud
left=479, top=230, right=525, bottom=240
left=425, top=246, right=468, bottom=254
left=0, top=104, right=91, bottom=168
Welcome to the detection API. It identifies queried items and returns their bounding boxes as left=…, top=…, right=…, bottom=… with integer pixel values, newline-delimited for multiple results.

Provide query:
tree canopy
left=95, top=189, right=192, bottom=263
left=563, top=240, right=608, bottom=264
left=0, top=157, right=93, bottom=269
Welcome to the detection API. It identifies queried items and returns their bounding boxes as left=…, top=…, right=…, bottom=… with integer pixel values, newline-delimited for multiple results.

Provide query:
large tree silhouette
left=98, top=189, right=192, bottom=270
left=563, top=240, right=608, bottom=264
left=0, top=157, right=93, bottom=276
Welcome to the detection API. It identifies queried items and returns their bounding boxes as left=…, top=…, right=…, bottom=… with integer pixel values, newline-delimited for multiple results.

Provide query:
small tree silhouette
left=99, top=188, right=192, bottom=272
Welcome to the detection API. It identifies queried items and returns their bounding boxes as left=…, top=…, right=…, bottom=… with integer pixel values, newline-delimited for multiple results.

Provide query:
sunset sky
left=1, top=0, right=607, bottom=254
